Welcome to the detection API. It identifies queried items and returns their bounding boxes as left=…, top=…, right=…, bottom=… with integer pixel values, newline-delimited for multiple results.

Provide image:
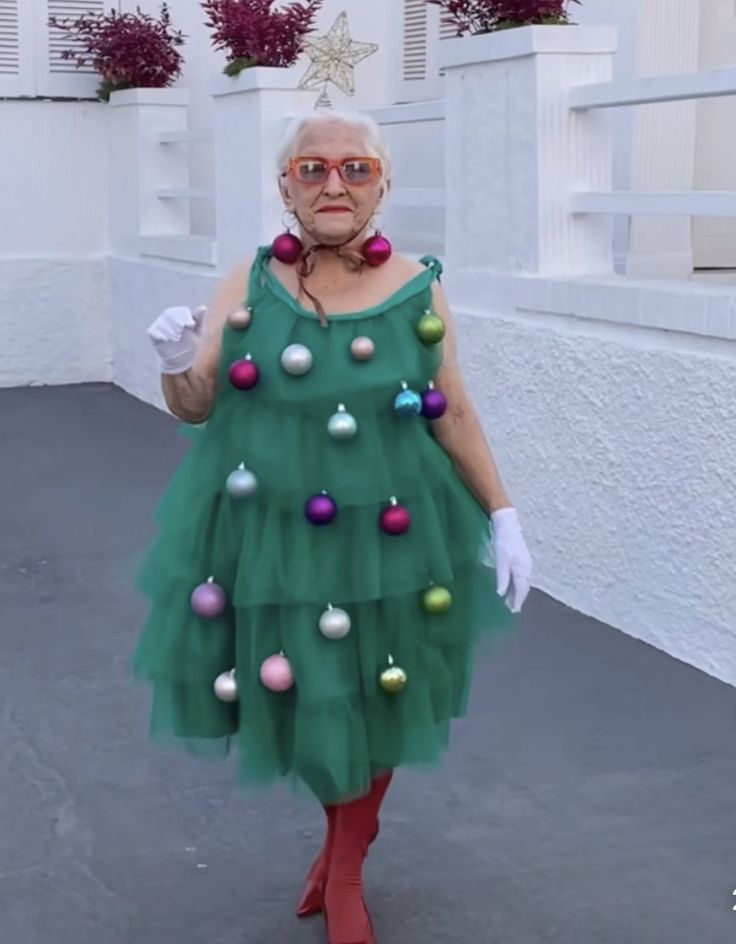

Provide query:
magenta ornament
left=272, top=231, right=303, bottom=265
left=380, top=497, right=411, bottom=536
left=421, top=382, right=448, bottom=419
left=229, top=354, right=260, bottom=390
left=305, top=491, right=338, bottom=525
left=260, top=653, right=294, bottom=692
left=362, top=233, right=393, bottom=267
left=190, top=576, right=227, bottom=619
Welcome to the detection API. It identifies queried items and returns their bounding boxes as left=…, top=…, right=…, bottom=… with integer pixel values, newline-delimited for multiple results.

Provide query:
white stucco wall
left=453, top=301, right=736, bottom=687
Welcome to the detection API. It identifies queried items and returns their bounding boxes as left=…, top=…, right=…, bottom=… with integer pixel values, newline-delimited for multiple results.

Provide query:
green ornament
left=416, top=311, right=446, bottom=345
left=422, top=585, right=452, bottom=614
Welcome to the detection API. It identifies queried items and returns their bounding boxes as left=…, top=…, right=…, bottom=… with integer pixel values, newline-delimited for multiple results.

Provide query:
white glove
left=490, top=507, right=532, bottom=614
left=146, top=305, right=207, bottom=375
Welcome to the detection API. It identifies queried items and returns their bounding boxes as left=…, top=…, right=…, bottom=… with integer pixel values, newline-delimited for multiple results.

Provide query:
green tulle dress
left=134, top=247, right=513, bottom=805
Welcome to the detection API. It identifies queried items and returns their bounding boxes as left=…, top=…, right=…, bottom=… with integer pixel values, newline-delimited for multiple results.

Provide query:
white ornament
left=214, top=669, right=238, bottom=702
left=281, top=343, right=313, bottom=376
left=225, top=463, right=258, bottom=498
left=327, top=404, right=358, bottom=441
left=319, top=604, right=352, bottom=640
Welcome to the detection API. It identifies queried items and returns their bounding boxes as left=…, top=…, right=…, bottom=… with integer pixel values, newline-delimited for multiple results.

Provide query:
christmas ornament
left=260, top=652, right=294, bottom=692
left=421, top=382, right=448, bottom=420
left=327, top=403, right=358, bottom=441
left=213, top=669, right=238, bottom=703
left=306, top=491, right=338, bottom=525
left=227, top=307, right=252, bottom=330
left=281, top=343, right=314, bottom=376
left=393, top=382, right=422, bottom=418
left=319, top=604, right=352, bottom=640
left=380, top=497, right=411, bottom=536
left=362, top=233, right=392, bottom=267
left=298, top=12, right=379, bottom=106
left=190, top=576, right=227, bottom=619
left=422, top=585, right=453, bottom=614
left=272, top=231, right=303, bottom=265
left=416, top=311, right=446, bottom=345
left=229, top=354, right=260, bottom=390
left=379, top=654, right=407, bottom=694
left=225, top=463, right=258, bottom=498
left=350, top=336, right=375, bottom=361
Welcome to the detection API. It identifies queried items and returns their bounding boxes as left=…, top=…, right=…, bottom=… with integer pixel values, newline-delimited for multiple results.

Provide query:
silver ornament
left=327, top=404, right=358, bottom=441
left=281, top=343, right=313, bottom=376
left=214, top=669, right=238, bottom=702
left=226, top=463, right=258, bottom=498
left=350, top=336, right=375, bottom=361
left=319, top=604, right=352, bottom=640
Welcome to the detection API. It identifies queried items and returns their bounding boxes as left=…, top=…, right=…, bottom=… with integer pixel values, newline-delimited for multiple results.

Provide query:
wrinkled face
left=279, top=121, right=386, bottom=246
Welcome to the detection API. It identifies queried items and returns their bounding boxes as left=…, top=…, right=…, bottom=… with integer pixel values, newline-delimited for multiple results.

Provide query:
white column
left=211, top=69, right=318, bottom=272
left=107, top=89, right=192, bottom=257
left=627, top=0, right=701, bottom=278
left=439, top=26, right=617, bottom=280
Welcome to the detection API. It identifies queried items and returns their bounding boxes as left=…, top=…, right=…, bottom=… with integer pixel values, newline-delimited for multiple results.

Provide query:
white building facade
left=2, top=0, right=736, bottom=688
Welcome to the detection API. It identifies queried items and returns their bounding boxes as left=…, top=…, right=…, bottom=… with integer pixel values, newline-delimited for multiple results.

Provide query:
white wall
left=452, top=290, right=736, bottom=687
left=0, top=101, right=111, bottom=388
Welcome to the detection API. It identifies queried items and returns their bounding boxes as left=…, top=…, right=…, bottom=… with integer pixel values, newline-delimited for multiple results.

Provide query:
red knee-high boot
left=323, top=771, right=393, bottom=944
left=297, top=806, right=337, bottom=918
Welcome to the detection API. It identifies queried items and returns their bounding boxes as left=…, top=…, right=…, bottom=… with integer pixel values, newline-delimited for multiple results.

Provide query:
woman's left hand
left=490, top=508, right=532, bottom=614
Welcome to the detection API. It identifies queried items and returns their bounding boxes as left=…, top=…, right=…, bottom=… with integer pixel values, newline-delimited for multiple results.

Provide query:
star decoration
left=298, top=12, right=379, bottom=98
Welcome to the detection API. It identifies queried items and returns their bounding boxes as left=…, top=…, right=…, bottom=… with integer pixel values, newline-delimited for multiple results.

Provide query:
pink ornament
left=272, top=232, right=303, bottom=265
left=350, top=336, right=375, bottom=362
left=362, top=234, right=392, bottom=267
left=190, top=577, right=227, bottom=619
left=380, top=498, right=411, bottom=536
left=305, top=492, right=338, bottom=525
left=229, top=355, right=260, bottom=390
left=260, top=653, right=294, bottom=692
left=421, top=385, right=448, bottom=420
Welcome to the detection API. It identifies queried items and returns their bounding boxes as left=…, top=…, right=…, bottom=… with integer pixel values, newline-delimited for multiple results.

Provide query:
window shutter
left=403, top=0, right=428, bottom=84
left=38, top=0, right=105, bottom=97
left=397, top=1, right=451, bottom=103
left=0, top=0, right=25, bottom=94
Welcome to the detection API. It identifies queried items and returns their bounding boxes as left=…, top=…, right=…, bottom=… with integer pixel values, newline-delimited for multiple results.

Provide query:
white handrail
left=571, top=66, right=736, bottom=110
left=572, top=191, right=736, bottom=218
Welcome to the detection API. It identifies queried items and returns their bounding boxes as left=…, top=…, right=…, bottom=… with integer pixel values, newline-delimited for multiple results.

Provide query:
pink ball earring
left=272, top=212, right=303, bottom=264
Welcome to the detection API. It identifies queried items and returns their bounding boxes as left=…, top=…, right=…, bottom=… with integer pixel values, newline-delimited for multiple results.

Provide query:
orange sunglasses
left=285, top=156, right=382, bottom=186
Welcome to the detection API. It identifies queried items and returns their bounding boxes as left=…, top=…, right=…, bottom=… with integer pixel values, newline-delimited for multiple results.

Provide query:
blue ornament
left=393, top=382, right=422, bottom=418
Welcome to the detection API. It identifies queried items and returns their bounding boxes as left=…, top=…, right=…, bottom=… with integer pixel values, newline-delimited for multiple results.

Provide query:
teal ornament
left=327, top=403, right=358, bottom=440
left=393, top=382, right=422, bottom=418
left=226, top=463, right=258, bottom=498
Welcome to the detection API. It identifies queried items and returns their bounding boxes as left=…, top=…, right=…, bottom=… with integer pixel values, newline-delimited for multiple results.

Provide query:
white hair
left=276, top=110, right=392, bottom=186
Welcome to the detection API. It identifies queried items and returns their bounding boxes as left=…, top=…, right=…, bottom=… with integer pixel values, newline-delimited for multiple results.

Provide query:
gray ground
left=1, top=383, right=735, bottom=944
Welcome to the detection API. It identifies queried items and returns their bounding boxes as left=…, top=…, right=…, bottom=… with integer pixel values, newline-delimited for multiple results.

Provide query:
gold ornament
left=379, top=654, right=407, bottom=694
left=298, top=12, right=379, bottom=106
left=422, top=585, right=452, bottom=614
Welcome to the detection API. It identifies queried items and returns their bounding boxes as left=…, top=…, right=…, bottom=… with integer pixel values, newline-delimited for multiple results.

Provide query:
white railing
left=570, top=67, right=736, bottom=221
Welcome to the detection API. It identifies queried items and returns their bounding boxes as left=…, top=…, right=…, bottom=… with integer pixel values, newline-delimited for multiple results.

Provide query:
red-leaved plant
left=427, top=0, right=580, bottom=35
left=201, top=0, right=323, bottom=76
left=48, top=4, right=185, bottom=101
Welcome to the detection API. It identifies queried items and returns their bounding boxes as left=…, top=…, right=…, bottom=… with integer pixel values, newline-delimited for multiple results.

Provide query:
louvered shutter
left=397, top=1, right=451, bottom=103
left=0, top=0, right=31, bottom=95
left=37, top=0, right=105, bottom=97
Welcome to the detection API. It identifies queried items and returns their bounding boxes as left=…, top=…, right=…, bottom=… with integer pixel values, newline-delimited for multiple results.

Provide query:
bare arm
left=161, top=257, right=252, bottom=423
left=430, top=281, right=512, bottom=515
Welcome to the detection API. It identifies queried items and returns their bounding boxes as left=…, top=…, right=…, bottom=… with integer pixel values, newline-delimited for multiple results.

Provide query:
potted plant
left=48, top=3, right=185, bottom=102
left=201, top=0, right=323, bottom=77
left=427, top=0, right=580, bottom=34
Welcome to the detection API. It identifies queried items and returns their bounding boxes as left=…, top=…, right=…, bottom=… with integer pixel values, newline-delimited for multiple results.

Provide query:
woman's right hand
left=147, top=305, right=207, bottom=375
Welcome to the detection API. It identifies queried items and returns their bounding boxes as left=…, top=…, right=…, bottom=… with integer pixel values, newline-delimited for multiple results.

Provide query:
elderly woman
left=137, top=111, right=532, bottom=944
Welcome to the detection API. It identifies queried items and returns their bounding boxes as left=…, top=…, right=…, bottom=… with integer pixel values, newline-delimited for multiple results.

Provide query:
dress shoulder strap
left=419, top=255, right=443, bottom=282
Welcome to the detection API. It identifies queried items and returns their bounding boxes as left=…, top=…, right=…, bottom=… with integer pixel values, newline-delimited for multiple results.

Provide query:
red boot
left=323, top=771, right=393, bottom=944
left=297, top=806, right=336, bottom=918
